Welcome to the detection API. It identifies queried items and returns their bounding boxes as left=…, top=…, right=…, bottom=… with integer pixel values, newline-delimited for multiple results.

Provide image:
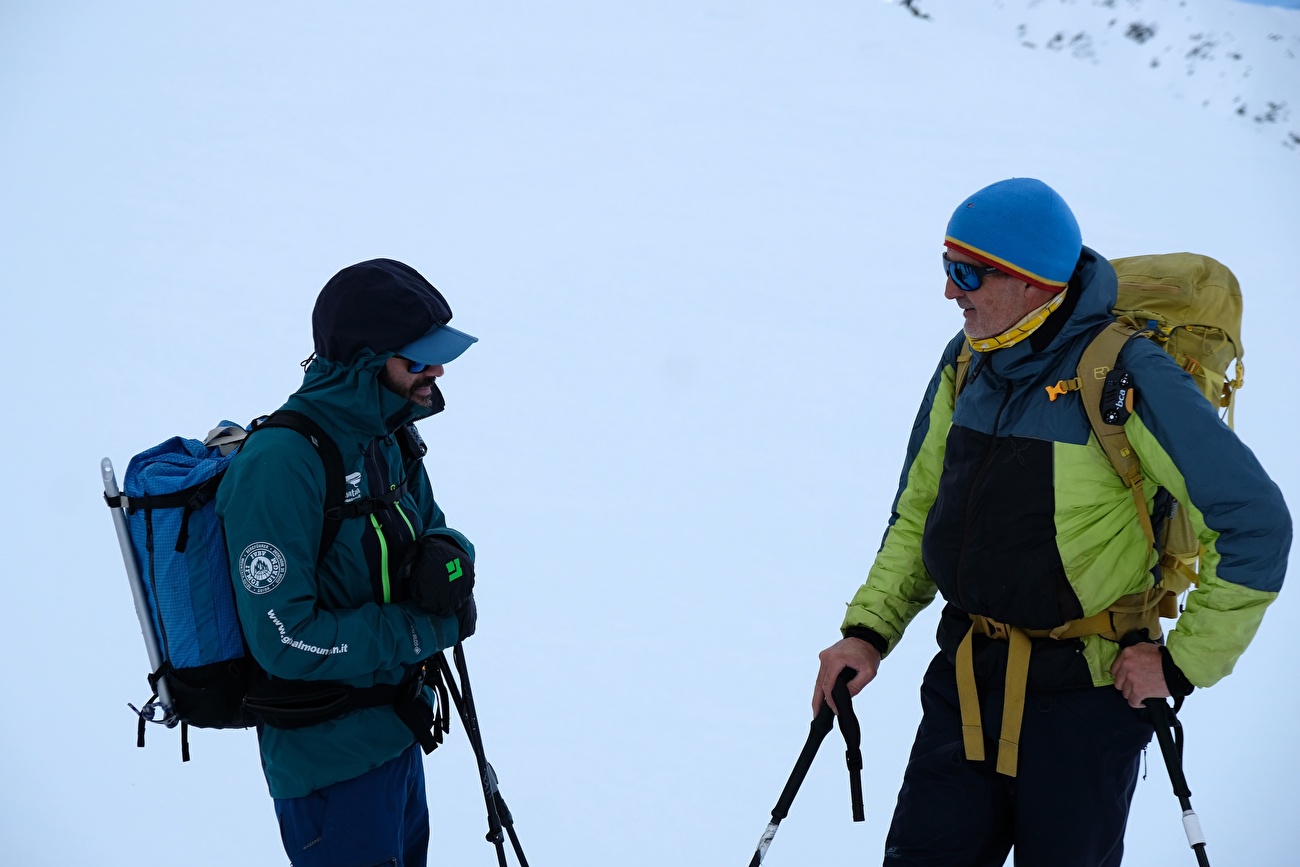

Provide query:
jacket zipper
left=369, top=514, right=392, bottom=603
left=362, top=439, right=420, bottom=605
left=394, top=502, right=416, bottom=539
left=363, top=440, right=395, bottom=604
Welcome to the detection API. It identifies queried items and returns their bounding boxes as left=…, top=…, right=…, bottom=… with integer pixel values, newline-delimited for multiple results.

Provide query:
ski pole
left=1146, top=697, right=1210, bottom=867
left=1119, top=630, right=1210, bottom=867
left=101, top=457, right=176, bottom=724
left=436, top=644, right=529, bottom=867
left=746, top=667, right=862, bottom=867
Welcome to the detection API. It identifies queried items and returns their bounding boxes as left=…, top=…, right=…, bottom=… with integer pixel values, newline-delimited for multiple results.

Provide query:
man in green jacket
left=217, top=258, right=479, bottom=867
left=812, top=179, right=1289, bottom=866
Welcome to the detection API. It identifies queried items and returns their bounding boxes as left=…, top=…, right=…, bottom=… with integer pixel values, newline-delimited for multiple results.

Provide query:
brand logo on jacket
left=239, top=541, right=287, bottom=595
left=344, top=471, right=362, bottom=503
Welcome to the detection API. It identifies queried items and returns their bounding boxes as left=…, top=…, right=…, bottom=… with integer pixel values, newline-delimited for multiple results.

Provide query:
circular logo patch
left=239, top=541, right=287, bottom=595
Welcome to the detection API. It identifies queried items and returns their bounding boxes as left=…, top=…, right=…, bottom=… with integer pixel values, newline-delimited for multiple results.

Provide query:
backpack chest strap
left=323, top=476, right=413, bottom=520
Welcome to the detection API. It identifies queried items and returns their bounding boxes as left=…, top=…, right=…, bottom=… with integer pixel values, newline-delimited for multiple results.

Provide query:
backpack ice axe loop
left=746, top=667, right=864, bottom=867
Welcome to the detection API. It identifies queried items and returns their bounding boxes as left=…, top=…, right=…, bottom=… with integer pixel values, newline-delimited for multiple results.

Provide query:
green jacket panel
left=1051, top=437, right=1156, bottom=619
left=841, top=359, right=951, bottom=652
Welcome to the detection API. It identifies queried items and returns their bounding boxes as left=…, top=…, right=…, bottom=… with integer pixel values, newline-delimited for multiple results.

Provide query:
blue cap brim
left=397, top=324, right=478, bottom=366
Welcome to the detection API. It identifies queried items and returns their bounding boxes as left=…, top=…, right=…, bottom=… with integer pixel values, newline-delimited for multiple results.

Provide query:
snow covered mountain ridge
left=898, top=0, right=1300, bottom=150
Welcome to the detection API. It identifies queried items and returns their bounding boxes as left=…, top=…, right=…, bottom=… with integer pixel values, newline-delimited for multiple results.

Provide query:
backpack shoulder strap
left=954, top=340, right=974, bottom=397
left=1073, top=322, right=1156, bottom=546
left=254, top=410, right=347, bottom=565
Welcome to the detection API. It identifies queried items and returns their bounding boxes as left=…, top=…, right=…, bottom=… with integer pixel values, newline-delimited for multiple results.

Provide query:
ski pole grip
left=1144, top=696, right=1173, bottom=728
left=770, top=673, right=856, bottom=824
left=829, top=667, right=857, bottom=714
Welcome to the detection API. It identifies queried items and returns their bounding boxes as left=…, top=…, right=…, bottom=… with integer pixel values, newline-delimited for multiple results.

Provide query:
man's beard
left=378, top=367, right=441, bottom=407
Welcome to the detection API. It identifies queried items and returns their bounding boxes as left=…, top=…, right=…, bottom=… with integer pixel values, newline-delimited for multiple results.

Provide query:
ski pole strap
left=441, top=648, right=505, bottom=840
left=1146, top=699, right=1193, bottom=800
left=769, top=667, right=860, bottom=823
left=438, top=647, right=530, bottom=867
left=830, top=672, right=865, bottom=823
left=748, top=668, right=862, bottom=867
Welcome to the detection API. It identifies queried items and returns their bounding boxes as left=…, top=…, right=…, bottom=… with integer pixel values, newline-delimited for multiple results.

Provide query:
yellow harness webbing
left=956, top=595, right=1163, bottom=777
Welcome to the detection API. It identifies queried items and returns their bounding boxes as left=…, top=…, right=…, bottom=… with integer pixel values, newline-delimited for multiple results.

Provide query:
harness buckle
left=972, top=615, right=1011, bottom=641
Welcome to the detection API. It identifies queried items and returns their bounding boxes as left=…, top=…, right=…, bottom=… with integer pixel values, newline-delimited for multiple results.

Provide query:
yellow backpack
left=954, top=252, right=1244, bottom=616
left=1052, top=253, right=1244, bottom=611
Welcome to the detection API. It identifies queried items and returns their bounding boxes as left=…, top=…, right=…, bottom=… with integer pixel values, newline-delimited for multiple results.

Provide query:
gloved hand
left=399, top=534, right=475, bottom=617
left=456, top=594, right=477, bottom=643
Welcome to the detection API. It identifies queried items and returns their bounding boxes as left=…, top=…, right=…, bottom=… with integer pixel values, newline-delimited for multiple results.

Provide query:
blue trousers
left=883, top=653, right=1154, bottom=867
left=274, top=743, right=429, bottom=867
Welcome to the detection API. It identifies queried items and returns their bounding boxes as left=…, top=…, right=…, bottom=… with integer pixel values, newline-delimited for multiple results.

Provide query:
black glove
left=399, top=535, right=475, bottom=617
left=456, top=594, right=477, bottom=643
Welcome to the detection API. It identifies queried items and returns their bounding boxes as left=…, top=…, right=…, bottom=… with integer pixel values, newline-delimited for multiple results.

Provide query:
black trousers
left=883, top=653, right=1154, bottom=867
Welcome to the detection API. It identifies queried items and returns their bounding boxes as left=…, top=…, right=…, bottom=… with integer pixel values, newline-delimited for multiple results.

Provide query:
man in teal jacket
left=217, top=258, right=479, bottom=867
left=812, top=179, right=1289, bottom=866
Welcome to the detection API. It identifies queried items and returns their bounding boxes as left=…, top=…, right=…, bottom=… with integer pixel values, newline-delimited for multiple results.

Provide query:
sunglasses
left=943, top=253, right=1002, bottom=292
left=401, top=358, right=431, bottom=374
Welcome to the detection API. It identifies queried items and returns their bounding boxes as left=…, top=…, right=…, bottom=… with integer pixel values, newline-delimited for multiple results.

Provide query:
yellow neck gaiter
left=967, top=288, right=1067, bottom=353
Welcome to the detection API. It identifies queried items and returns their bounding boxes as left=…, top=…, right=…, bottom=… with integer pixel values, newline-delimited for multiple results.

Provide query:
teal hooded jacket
left=216, top=349, right=468, bottom=799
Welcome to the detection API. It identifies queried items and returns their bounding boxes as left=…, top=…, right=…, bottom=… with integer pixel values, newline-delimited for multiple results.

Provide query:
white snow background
left=1, top=0, right=1297, bottom=864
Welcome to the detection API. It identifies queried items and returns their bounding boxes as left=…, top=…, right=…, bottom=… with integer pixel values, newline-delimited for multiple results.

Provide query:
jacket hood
left=282, top=349, right=441, bottom=446
left=312, top=259, right=455, bottom=364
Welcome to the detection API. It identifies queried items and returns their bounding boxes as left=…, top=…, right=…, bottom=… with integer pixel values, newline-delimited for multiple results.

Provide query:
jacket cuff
left=1160, top=645, right=1195, bottom=699
left=399, top=605, right=460, bottom=661
left=844, top=626, right=889, bottom=657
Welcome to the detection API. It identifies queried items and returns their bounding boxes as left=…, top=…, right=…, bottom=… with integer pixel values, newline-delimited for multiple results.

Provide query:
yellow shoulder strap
left=1076, top=323, right=1156, bottom=545
left=954, top=340, right=973, bottom=397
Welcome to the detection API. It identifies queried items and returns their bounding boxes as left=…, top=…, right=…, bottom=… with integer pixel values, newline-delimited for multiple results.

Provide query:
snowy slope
left=1, top=1, right=1297, bottom=865
left=904, top=0, right=1300, bottom=149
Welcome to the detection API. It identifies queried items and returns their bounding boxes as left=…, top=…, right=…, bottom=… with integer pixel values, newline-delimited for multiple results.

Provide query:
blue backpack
left=104, top=411, right=438, bottom=760
left=118, top=424, right=254, bottom=734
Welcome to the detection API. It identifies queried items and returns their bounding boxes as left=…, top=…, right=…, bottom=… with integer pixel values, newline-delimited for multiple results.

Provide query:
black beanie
left=311, top=259, right=453, bottom=363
